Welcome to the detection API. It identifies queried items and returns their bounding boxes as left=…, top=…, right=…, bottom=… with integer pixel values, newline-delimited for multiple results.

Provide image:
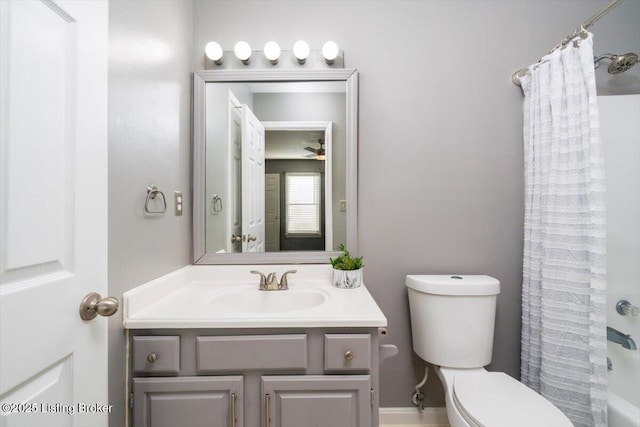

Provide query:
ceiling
left=265, top=130, right=325, bottom=160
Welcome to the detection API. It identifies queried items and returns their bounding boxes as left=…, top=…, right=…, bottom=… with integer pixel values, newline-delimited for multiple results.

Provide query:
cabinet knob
left=147, top=352, right=158, bottom=363
left=344, top=350, right=354, bottom=361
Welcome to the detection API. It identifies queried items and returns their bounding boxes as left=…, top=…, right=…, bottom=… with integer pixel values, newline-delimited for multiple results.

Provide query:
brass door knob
left=147, top=353, right=158, bottom=363
left=344, top=350, right=354, bottom=361
left=231, top=235, right=242, bottom=243
left=248, top=235, right=257, bottom=242
left=79, top=292, right=119, bottom=321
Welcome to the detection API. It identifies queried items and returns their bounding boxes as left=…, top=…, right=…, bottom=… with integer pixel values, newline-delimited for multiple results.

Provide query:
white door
left=0, top=1, right=109, bottom=427
left=241, top=105, right=265, bottom=253
left=226, top=90, right=242, bottom=253
left=265, top=173, right=281, bottom=252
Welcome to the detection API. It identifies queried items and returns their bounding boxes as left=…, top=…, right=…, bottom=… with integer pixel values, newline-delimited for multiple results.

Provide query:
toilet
left=406, top=275, right=574, bottom=427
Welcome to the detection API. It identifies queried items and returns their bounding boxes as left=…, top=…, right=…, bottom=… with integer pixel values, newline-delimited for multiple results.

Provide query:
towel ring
left=211, top=194, right=223, bottom=214
left=145, top=185, right=167, bottom=214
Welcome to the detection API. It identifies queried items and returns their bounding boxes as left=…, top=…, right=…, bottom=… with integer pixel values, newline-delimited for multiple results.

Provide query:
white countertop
left=123, top=265, right=387, bottom=329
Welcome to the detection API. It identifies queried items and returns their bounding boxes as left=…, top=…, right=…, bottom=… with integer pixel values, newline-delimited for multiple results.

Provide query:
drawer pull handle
left=264, top=393, right=270, bottom=427
left=147, top=353, right=158, bottom=363
left=344, top=350, right=354, bottom=361
left=230, top=392, right=237, bottom=427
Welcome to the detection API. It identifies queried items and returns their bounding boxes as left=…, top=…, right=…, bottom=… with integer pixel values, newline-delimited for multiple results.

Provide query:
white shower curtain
left=520, top=32, right=607, bottom=427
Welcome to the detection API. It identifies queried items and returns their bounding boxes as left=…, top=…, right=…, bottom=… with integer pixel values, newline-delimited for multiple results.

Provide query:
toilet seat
left=452, top=371, right=573, bottom=427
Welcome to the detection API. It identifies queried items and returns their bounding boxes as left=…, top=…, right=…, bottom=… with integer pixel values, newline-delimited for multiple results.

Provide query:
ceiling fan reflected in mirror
left=304, top=139, right=325, bottom=160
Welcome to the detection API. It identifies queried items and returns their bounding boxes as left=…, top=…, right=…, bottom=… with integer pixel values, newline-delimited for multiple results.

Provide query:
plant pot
left=332, top=268, right=363, bottom=289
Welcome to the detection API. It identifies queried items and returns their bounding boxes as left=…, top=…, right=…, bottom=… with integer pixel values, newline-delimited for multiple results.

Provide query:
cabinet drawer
left=197, top=335, right=307, bottom=372
left=324, top=334, right=371, bottom=372
left=132, top=336, right=180, bottom=375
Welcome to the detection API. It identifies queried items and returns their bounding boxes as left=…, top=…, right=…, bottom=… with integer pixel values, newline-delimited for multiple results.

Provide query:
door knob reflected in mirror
left=231, top=235, right=242, bottom=243
left=79, top=292, right=119, bottom=320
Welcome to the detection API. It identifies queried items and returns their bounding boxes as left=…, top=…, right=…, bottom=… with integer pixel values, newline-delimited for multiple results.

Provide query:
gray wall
left=192, top=0, right=640, bottom=408
left=107, top=1, right=193, bottom=426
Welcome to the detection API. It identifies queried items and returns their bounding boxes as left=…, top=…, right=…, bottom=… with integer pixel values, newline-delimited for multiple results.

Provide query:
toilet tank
left=406, top=275, right=500, bottom=368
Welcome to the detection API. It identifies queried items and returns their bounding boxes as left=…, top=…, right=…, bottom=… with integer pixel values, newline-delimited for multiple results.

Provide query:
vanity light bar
left=204, top=40, right=342, bottom=67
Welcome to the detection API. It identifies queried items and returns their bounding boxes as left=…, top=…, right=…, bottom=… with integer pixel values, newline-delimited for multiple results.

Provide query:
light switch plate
left=174, top=191, right=183, bottom=216
left=339, top=200, right=346, bottom=212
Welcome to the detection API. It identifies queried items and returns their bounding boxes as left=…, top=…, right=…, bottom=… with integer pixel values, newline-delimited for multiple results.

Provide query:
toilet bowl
left=406, top=275, right=573, bottom=427
left=436, top=367, right=573, bottom=427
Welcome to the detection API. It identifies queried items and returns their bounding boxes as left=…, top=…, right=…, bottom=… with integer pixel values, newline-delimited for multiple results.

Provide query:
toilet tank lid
left=405, top=275, right=500, bottom=296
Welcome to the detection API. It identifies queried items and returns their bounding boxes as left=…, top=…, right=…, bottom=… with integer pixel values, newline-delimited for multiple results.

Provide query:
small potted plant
left=329, top=244, right=364, bottom=289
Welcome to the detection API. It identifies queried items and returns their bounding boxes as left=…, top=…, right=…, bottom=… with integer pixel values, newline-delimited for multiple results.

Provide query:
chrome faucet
left=250, top=270, right=297, bottom=291
left=607, top=326, right=637, bottom=350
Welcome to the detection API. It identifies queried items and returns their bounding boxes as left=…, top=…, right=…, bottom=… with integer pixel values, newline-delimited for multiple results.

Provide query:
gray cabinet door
left=261, top=375, right=371, bottom=427
left=133, top=376, right=243, bottom=427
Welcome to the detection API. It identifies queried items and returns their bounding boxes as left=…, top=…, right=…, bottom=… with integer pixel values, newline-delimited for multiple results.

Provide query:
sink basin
left=209, top=287, right=329, bottom=314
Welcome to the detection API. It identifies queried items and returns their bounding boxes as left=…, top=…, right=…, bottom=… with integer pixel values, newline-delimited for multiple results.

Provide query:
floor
left=382, top=425, right=449, bottom=427
left=379, top=407, right=450, bottom=427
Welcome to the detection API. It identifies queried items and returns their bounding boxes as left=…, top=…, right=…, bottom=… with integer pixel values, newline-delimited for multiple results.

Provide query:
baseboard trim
left=380, top=407, right=450, bottom=427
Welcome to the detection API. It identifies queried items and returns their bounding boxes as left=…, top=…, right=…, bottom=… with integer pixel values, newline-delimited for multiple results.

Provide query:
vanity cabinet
left=128, top=329, right=382, bottom=427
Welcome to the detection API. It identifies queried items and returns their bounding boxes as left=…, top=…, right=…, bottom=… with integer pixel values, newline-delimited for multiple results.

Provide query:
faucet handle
left=279, top=270, right=297, bottom=289
left=250, top=270, right=267, bottom=289
left=266, top=272, right=278, bottom=286
left=617, top=300, right=640, bottom=316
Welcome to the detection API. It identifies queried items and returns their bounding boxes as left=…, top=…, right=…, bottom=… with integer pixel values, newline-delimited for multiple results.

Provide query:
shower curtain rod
left=511, top=0, right=624, bottom=86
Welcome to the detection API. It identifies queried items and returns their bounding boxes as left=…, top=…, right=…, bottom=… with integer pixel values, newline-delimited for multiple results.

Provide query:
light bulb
left=204, top=41, right=223, bottom=64
left=234, top=41, right=252, bottom=63
left=322, top=41, right=339, bottom=63
left=293, top=40, right=310, bottom=63
left=264, top=41, right=281, bottom=64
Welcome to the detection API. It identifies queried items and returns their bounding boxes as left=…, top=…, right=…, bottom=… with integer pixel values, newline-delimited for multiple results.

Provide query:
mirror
left=193, top=69, right=358, bottom=264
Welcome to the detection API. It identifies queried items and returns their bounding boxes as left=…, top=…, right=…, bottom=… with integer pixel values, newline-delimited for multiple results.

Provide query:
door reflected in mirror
left=193, top=69, right=358, bottom=264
